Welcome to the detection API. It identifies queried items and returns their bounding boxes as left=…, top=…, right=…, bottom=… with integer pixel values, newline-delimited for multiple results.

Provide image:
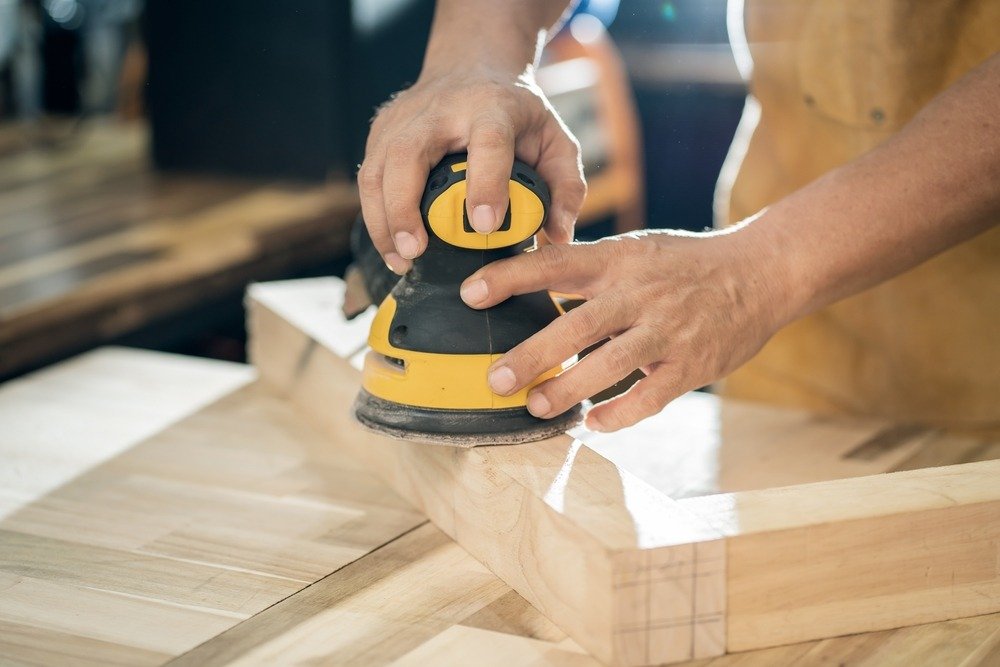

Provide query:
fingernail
left=384, top=252, right=409, bottom=275
left=394, top=232, right=420, bottom=259
left=527, top=392, right=551, bottom=418
left=488, top=366, right=517, bottom=395
left=471, top=205, right=496, bottom=233
left=460, top=279, right=488, bottom=305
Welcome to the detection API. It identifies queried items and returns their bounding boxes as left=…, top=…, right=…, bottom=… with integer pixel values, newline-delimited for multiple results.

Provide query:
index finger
left=358, top=152, right=410, bottom=275
left=459, top=243, right=602, bottom=309
left=465, top=113, right=516, bottom=233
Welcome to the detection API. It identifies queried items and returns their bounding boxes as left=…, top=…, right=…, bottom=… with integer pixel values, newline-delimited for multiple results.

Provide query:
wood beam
left=679, top=460, right=1000, bottom=650
left=247, top=278, right=1000, bottom=665
left=248, top=281, right=727, bottom=666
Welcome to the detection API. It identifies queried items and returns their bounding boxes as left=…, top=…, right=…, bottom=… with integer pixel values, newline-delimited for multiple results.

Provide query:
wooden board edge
left=678, top=463, right=1000, bottom=651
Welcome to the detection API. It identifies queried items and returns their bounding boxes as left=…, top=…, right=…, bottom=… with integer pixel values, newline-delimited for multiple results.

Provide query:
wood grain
left=170, top=524, right=512, bottom=667
left=0, top=348, right=423, bottom=664
left=679, top=461, right=1000, bottom=650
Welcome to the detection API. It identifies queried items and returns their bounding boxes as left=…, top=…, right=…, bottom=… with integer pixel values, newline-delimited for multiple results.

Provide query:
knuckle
left=494, top=258, right=520, bottom=285
left=479, top=259, right=516, bottom=294
left=636, top=387, right=666, bottom=417
left=614, top=387, right=663, bottom=428
left=466, top=173, right=509, bottom=202
left=363, top=221, right=394, bottom=254
left=514, top=343, right=547, bottom=377
left=605, top=342, right=636, bottom=378
left=386, top=135, right=418, bottom=160
left=358, top=163, right=383, bottom=193
left=647, top=320, right=674, bottom=350
left=383, top=195, right=411, bottom=221
left=638, top=324, right=665, bottom=353
left=472, top=123, right=513, bottom=152
left=543, top=379, right=575, bottom=410
left=415, top=113, right=443, bottom=134
left=568, top=308, right=604, bottom=348
left=536, top=244, right=570, bottom=276
left=562, top=176, right=587, bottom=202
left=368, top=105, right=391, bottom=132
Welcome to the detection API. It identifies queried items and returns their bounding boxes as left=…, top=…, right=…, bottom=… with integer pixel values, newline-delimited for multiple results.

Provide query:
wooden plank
left=248, top=281, right=731, bottom=666
left=170, top=524, right=511, bottom=666
left=0, top=348, right=426, bottom=663
left=170, top=518, right=1000, bottom=667
left=0, top=347, right=252, bottom=512
left=391, top=625, right=599, bottom=667
left=679, top=461, right=1000, bottom=650
left=0, top=618, right=169, bottom=667
left=0, top=572, right=240, bottom=657
left=247, top=277, right=1000, bottom=664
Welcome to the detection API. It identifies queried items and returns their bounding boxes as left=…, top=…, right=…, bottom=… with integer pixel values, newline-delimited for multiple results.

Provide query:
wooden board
left=681, top=465, right=1000, bottom=650
left=247, top=277, right=1000, bottom=666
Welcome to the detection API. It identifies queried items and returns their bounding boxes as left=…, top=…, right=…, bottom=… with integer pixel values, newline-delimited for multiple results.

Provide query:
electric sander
left=352, top=153, right=582, bottom=446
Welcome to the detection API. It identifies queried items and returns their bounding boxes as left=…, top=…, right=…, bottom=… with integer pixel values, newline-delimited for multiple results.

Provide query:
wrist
left=420, top=46, right=540, bottom=83
left=421, top=27, right=543, bottom=82
left=726, top=210, right=810, bottom=331
left=417, top=60, right=534, bottom=88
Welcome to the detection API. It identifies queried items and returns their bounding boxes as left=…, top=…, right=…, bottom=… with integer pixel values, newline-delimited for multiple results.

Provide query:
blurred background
left=0, top=0, right=744, bottom=380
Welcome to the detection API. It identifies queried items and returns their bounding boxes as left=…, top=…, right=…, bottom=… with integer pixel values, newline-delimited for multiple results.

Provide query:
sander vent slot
left=382, top=354, right=406, bottom=370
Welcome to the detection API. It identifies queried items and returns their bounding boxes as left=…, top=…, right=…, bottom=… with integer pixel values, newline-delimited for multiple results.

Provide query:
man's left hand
left=459, top=229, right=793, bottom=432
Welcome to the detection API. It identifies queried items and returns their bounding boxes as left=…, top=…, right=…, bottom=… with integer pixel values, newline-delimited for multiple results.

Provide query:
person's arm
left=757, top=52, right=1000, bottom=320
left=358, top=0, right=582, bottom=275
left=459, top=52, right=1000, bottom=433
left=422, top=0, right=570, bottom=78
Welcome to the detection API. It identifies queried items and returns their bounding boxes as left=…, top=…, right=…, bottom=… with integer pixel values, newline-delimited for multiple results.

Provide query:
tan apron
left=718, top=0, right=1000, bottom=433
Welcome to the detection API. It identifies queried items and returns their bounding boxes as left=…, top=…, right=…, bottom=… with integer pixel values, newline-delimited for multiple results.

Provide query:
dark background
left=143, top=0, right=745, bottom=233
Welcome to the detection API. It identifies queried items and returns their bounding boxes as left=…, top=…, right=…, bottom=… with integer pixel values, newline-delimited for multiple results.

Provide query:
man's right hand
left=358, top=67, right=586, bottom=274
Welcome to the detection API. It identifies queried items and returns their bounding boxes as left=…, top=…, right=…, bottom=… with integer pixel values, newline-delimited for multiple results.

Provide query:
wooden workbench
left=2, top=287, right=998, bottom=664
left=0, top=120, right=359, bottom=380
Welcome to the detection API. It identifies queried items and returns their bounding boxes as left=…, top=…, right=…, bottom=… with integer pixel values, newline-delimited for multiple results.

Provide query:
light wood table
left=2, top=339, right=998, bottom=665
left=0, top=120, right=359, bottom=380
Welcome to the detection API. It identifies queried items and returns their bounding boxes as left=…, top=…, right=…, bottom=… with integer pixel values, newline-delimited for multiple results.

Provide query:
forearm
left=749, top=53, right=1000, bottom=325
left=421, top=0, right=575, bottom=78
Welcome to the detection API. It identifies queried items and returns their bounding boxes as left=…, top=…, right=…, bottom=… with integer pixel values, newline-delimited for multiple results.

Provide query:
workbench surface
left=1, top=346, right=997, bottom=666
left=0, top=121, right=358, bottom=380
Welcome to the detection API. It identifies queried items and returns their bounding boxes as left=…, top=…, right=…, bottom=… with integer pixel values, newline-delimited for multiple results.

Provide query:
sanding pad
left=353, top=390, right=583, bottom=448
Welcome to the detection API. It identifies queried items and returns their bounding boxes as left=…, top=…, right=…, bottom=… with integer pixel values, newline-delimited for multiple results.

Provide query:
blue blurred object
left=571, top=0, right=620, bottom=26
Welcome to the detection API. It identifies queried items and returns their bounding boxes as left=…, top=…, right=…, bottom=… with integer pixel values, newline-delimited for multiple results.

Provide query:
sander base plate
left=352, top=390, right=583, bottom=447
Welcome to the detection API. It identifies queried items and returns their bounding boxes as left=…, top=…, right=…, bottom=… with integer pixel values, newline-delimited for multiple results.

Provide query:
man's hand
left=459, top=229, right=792, bottom=432
left=359, top=68, right=585, bottom=275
